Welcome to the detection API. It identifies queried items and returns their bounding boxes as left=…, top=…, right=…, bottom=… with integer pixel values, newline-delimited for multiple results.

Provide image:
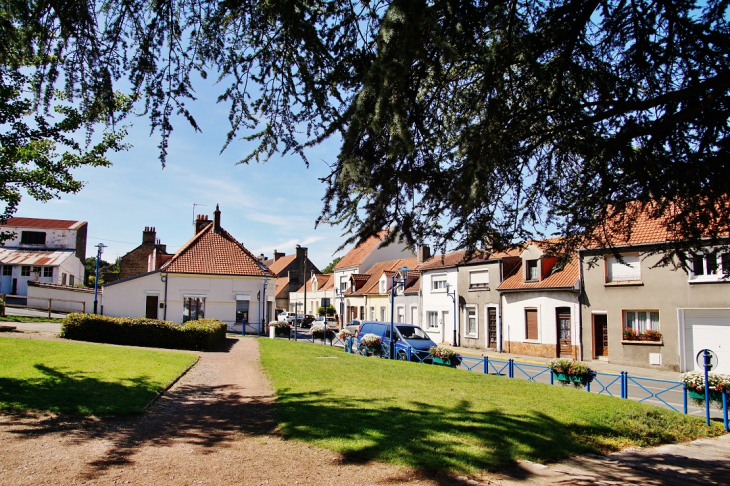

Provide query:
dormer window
left=380, top=279, right=386, bottom=294
left=526, top=260, right=539, bottom=281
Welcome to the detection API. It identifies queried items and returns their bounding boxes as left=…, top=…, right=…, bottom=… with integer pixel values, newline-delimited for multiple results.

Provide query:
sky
left=14, top=79, right=350, bottom=270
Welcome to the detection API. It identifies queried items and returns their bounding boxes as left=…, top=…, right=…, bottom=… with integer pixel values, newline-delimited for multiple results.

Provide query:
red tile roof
left=4, top=217, right=85, bottom=230
left=275, top=276, right=290, bottom=298
left=498, top=255, right=579, bottom=291
left=335, top=229, right=392, bottom=269
left=161, top=223, right=274, bottom=277
left=295, top=273, right=335, bottom=293
left=415, top=250, right=469, bottom=271
left=352, top=257, right=418, bottom=295
left=267, top=254, right=297, bottom=276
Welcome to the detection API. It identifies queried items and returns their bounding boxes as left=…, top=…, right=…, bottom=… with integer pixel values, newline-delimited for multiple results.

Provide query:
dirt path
left=0, top=336, right=458, bottom=486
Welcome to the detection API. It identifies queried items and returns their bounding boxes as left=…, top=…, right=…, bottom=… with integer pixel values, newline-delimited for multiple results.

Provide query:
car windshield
left=397, top=326, right=429, bottom=339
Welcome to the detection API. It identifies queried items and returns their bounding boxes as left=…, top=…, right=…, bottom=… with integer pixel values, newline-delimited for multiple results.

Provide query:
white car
left=313, top=316, right=338, bottom=329
left=278, top=312, right=298, bottom=323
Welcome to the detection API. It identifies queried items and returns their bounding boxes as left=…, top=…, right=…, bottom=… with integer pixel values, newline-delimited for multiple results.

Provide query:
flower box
left=688, top=389, right=725, bottom=402
left=433, top=356, right=455, bottom=367
left=274, top=328, right=290, bottom=337
left=552, top=371, right=593, bottom=385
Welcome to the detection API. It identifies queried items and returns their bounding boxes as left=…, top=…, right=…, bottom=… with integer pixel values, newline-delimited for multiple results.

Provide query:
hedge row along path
left=2, top=327, right=729, bottom=485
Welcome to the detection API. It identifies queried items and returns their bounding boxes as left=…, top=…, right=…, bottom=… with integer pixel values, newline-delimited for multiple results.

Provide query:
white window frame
left=397, top=305, right=405, bottom=323
left=431, top=274, right=447, bottom=292
left=689, top=250, right=729, bottom=282
left=468, top=269, right=489, bottom=290
left=624, top=310, right=660, bottom=332
left=606, top=253, right=641, bottom=283
left=339, top=275, right=348, bottom=292
left=465, top=305, right=478, bottom=337
left=426, top=311, right=439, bottom=329
left=526, top=260, right=539, bottom=281
left=380, top=306, right=386, bottom=321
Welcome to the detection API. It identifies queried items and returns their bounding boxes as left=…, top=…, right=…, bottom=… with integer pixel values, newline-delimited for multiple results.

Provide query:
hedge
left=60, top=314, right=227, bottom=351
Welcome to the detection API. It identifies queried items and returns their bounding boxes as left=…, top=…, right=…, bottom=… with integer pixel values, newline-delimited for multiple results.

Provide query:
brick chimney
left=274, top=250, right=285, bottom=261
left=143, top=226, right=156, bottom=244
left=195, top=214, right=210, bottom=234
left=213, top=204, right=221, bottom=234
left=417, top=245, right=431, bottom=263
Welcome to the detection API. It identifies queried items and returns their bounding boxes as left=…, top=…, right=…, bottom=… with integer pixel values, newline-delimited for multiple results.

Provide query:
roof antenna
left=193, top=203, right=207, bottom=227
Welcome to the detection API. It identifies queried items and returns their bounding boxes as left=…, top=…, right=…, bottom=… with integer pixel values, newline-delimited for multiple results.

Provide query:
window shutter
left=607, top=255, right=640, bottom=282
left=525, top=309, right=538, bottom=340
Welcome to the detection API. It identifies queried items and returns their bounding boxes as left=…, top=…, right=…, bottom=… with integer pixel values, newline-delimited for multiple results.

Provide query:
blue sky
left=15, top=81, right=349, bottom=269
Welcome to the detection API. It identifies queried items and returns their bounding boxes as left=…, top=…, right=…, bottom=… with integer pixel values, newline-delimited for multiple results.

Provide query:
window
left=427, top=311, right=439, bottom=329
left=43, top=267, right=52, bottom=278
left=236, top=300, right=249, bottom=324
left=525, top=308, right=538, bottom=340
left=339, top=276, right=348, bottom=292
left=21, top=266, right=30, bottom=276
left=20, top=231, right=46, bottom=245
left=183, top=296, right=206, bottom=322
left=2, top=266, right=12, bottom=276
left=369, top=307, right=374, bottom=319
left=690, top=251, right=729, bottom=281
left=380, top=307, right=386, bottom=321
left=624, top=310, right=659, bottom=332
left=431, top=274, right=447, bottom=291
left=32, top=266, right=41, bottom=274
left=380, top=280, right=386, bottom=294
left=360, top=306, right=365, bottom=319
left=606, top=254, right=640, bottom=283
left=397, top=306, right=405, bottom=323
left=526, top=260, right=539, bottom=280
left=69, top=275, right=74, bottom=286
left=466, top=307, right=477, bottom=336
left=469, top=270, right=489, bottom=289
left=61, top=273, right=67, bottom=285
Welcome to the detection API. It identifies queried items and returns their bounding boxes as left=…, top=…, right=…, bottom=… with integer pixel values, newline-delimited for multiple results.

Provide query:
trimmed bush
left=60, top=314, right=227, bottom=351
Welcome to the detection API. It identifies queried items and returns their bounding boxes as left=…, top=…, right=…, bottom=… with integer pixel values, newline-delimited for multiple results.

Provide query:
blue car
left=356, top=321, right=455, bottom=363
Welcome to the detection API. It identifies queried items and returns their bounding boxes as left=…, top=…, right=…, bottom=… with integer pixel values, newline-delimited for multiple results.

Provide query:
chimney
left=195, top=214, right=210, bottom=234
left=143, top=226, right=156, bottom=244
left=259, top=253, right=265, bottom=262
left=213, top=204, right=221, bottom=234
left=417, top=245, right=431, bottom=263
left=274, top=250, right=285, bottom=261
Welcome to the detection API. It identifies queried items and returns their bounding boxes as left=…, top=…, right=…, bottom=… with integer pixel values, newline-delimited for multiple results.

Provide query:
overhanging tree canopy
left=3, top=0, right=729, bottom=259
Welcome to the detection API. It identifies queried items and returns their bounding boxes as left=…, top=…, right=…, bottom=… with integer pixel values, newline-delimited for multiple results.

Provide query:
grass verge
left=0, top=315, right=63, bottom=323
left=259, top=339, right=725, bottom=474
left=0, top=337, right=197, bottom=415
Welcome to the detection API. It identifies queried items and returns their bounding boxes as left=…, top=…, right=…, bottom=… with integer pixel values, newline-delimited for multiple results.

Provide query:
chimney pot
left=213, top=204, right=221, bottom=233
left=142, top=226, right=156, bottom=244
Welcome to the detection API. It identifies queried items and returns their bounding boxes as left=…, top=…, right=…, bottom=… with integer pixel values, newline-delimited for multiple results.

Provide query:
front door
left=557, top=310, right=572, bottom=357
left=145, top=295, right=158, bottom=319
left=594, top=314, right=608, bottom=357
left=487, top=308, right=497, bottom=349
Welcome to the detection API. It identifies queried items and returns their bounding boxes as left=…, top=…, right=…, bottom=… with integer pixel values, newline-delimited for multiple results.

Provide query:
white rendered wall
left=501, top=291, right=579, bottom=346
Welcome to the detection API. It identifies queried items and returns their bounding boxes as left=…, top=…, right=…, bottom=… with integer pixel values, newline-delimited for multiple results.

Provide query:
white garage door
left=683, top=309, right=730, bottom=374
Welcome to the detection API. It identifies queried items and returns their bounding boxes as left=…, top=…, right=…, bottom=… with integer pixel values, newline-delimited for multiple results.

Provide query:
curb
left=142, top=355, right=201, bottom=412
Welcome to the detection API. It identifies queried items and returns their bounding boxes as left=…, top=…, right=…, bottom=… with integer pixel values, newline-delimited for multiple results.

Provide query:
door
left=557, top=309, right=572, bottom=357
left=594, top=314, right=608, bottom=357
left=487, top=308, right=497, bottom=349
left=145, top=295, right=158, bottom=319
left=683, top=309, right=730, bottom=373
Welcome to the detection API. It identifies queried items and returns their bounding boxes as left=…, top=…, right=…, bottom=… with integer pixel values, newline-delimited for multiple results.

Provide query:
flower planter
left=433, top=356, right=456, bottom=367
left=552, top=371, right=592, bottom=385
left=366, top=345, right=381, bottom=355
left=274, top=328, right=290, bottom=337
left=688, top=389, right=726, bottom=402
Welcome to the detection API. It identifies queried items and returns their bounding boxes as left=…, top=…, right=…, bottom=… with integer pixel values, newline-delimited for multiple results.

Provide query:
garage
left=682, top=309, right=730, bottom=374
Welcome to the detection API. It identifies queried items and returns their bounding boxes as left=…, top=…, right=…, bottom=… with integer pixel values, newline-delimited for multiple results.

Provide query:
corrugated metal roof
left=4, top=217, right=85, bottom=230
left=0, top=249, right=75, bottom=266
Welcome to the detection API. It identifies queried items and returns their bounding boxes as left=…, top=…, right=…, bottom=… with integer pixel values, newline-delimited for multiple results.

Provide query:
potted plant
left=548, top=358, right=594, bottom=386
left=268, top=321, right=291, bottom=337
left=360, top=333, right=382, bottom=355
left=681, top=371, right=730, bottom=402
left=311, top=324, right=335, bottom=342
left=623, top=328, right=663, bottom=342
left=428, top=346, right=461, bottom=367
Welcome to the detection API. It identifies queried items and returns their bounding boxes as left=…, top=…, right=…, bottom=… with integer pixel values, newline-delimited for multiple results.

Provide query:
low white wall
left=26, top=284, right=97, bottom=313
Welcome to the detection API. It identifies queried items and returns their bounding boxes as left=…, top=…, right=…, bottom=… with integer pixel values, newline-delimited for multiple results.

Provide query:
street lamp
left=444, top=282, right=457, bottom=346
left=388, top=267, right=410, bottom=359
left=336, top=288, right=345, bottom=328
left=93, top=243, right=106, bottom=314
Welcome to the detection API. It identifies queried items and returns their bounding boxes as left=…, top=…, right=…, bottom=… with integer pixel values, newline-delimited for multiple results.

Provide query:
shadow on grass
left=0, top=364, right=163, bottom=415
left=272, top=388, right=634, bottom=473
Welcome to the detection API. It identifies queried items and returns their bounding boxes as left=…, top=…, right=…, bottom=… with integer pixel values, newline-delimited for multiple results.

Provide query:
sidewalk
left=444, top=344, right=683, bottom=382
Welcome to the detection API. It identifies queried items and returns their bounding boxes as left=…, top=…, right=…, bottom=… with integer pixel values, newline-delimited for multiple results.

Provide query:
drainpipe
left=497, top=259, right=503, bottom=353
left=161, top=271, right=168, bottom=321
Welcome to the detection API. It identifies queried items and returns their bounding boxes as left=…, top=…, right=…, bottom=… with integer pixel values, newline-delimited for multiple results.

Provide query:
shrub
left=60, top=313, right=227, bottom=351
left=548, top=358, right=591, bottom=375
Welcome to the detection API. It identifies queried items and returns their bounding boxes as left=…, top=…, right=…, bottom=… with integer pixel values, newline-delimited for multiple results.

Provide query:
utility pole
left=93, top=243, right=107, bottom=314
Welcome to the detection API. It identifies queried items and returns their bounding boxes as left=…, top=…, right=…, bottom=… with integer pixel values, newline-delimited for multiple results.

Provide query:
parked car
left=301, top=314, right=316, bottom=327
left=344, top=319, right=361, bottom=335
left=278, top=312, right=299, bottom=324
left=356, top=321, right=451, bottom=362
left=314, top=315, right=338, bottom=329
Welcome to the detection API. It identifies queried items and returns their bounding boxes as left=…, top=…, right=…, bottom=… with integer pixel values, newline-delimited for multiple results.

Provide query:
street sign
left=696, top=349, right=718, bottom=371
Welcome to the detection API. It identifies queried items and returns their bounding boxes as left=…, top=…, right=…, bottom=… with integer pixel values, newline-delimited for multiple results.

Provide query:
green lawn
left=0, top=315, right=63, bottom=323
left=259, top=339, right=725, bottom=474
left=0, top=337, right=198, bottom=415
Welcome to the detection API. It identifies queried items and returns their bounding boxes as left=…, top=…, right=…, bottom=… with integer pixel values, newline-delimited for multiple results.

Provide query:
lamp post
left=389, top=267, right=410, bottom=360
left=294, top=300, right=299, bottom=341
left=336, top=289, right=345, bottom=328
left=261, top=277, right=269, bottom=337
left=93, top=243, right=106, bottom=314
left=444, top=282, right=457, bottom=346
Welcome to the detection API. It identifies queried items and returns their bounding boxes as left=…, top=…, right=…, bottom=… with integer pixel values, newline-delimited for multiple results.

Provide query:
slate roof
left=267, top=254, right=297, bottom=276
left=335, top=229, right=392, bottom=269
left=4, top=217, right=86, bottom=230
left=161, top=223, right=274, bottom=277
left=352, top=257, right=418, bottom=295
left=498, top=255, right=580, bottom=291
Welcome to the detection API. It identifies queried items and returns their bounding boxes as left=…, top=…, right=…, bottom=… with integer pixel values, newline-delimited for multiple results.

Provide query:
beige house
left=289, top=273, right=335, bottom=318
left=580, top=213, right=730, bottom=373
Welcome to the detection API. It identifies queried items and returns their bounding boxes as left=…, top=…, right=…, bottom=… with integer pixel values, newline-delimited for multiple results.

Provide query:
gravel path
left=0, top=334, right=459, bottom=486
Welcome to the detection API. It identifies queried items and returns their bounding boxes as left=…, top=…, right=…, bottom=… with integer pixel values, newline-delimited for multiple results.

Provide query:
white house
left=497, top=243, right=580, bottom=359
left=0, top=217, right=87, bottom=295
left=102, top=206, right=275, bottom=330
left=416, top=251, right=468, bottom=345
